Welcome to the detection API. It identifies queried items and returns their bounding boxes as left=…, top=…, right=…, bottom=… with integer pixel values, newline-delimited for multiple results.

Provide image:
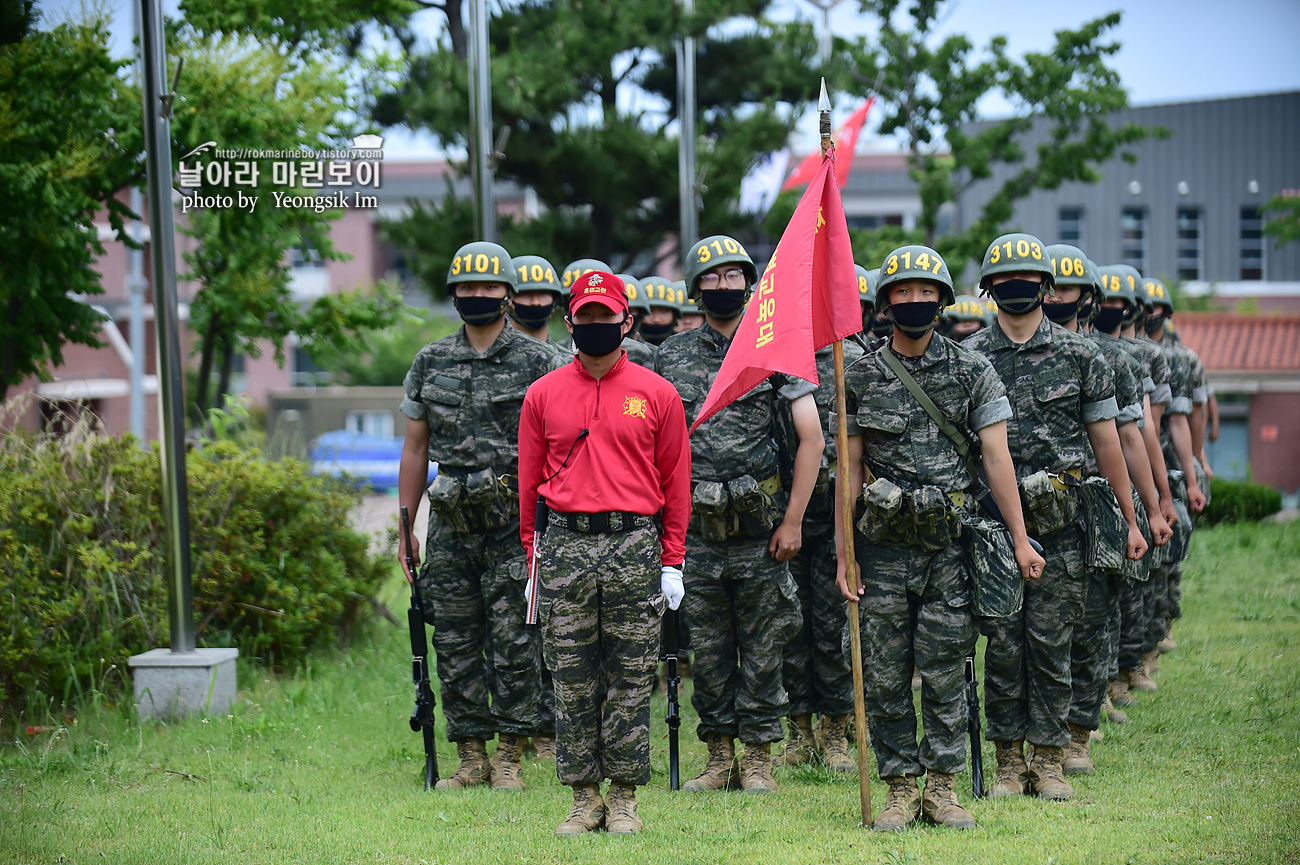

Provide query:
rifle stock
left=664, top=607, right=681, bottom=790
left=965, top=654, right=984, bottom=798
left=402, top=506, right=440, bottom=789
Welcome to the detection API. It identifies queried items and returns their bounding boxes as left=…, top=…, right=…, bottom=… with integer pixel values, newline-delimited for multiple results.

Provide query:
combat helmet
left=511, top=255, right=562, bottom=299
left=979, top=233, right=1054, bottom=304
left=619, top=274, right=652, bottom=316
left=447, top=241, right=516, bottom=292
left=684, top=235, right=757, bottom=298
left=875, top=244, right=956, bottom=313
left=856, top=264, right=877, bottom=310
left=561, top=259, right=611, bottom=296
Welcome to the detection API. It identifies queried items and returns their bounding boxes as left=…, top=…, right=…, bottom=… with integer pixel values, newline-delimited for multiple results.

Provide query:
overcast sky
left=42, top=0, right=1300, bottom=158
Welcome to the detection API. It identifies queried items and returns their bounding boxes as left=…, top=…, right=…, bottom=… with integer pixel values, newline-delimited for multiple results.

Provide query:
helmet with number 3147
left=447, top=241, right=516, bottom=292
left=979, top=232, right=1054, bottom=291
left=684, top=235, right=757, bottom=298
left=875, top=244, right=955, bottom=312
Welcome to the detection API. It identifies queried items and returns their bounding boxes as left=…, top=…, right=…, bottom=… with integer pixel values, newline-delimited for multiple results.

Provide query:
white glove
left=660, top=565, right=684, bottom=611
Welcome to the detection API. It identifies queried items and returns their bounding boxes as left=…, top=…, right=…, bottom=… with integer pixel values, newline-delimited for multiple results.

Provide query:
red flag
left=781, top=98, right=873, bottom=191
left=689, top=149, right=860, bottom=434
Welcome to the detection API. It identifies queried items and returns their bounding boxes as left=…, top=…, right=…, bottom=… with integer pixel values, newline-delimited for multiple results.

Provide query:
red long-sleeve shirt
left=518, top=352, right=691, bottom=566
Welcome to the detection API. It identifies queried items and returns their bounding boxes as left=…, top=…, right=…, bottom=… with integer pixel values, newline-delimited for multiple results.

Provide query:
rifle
left=965, top=654, right=984, bottom=799
left=401, top=506, right=440, bottom=790
left=664, top=608, right=682, bottom=790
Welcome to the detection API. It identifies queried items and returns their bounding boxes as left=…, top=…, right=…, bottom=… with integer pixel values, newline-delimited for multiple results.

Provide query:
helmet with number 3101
left=684, top=235, right=757, bottom=298
left=875, top=244, right=955, bottom=313
left=447, top=241, right=516, bottom=292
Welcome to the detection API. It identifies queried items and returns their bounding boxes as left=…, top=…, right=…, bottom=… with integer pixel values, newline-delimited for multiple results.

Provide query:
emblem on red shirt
left=622, top=395, right=648, bottom=419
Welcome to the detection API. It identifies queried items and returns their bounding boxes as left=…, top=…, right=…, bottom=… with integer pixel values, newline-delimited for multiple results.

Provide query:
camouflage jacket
left=1085, top=333, right=1146, bottom=427
left=400, top=324, right=559, bottom=475
left=841, top=334, right=1012, bottom=494
left=654, top=322, right=815, bottom=484
left=964, top=317, right=1118, bottom=479
left=1123, top=335, right=1173, bottom=410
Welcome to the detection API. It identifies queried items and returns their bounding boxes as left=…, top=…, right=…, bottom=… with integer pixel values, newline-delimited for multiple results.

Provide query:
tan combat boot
left=1157, top=620, right=1178, bottom=653
left=555, top=783, right=605, bottom=835
left=1103, top=692, right=1129, bottom=724
left=817, top=714, right=858, bottom=773
left=987, top=740, right=1030, bottom=798
left=683, top=734, right=740, bottom=792
left=1144, top=648, right=1161, bottom=677
left=1109, top=675, right=1137, bottom=707
left=872, top=775, right=922, bottom=832
left=781, top=714, right=818, bottom=766
left=921, top=771, right=976, bottom=829
left=490, top=734, right=526, bottom=790
left=740, top=742, right=777, bottom=794
left=1063, top=723, right=1095, bottom=775
left=1027, top=744, right=1074, bottom=800
left=1128, top=657, right=1158, bottom=692
left=434, top=738, right=490, bottom=790
left=604, top=782, right=642, bottom=834
left=531, top=735, right=557, bottom=761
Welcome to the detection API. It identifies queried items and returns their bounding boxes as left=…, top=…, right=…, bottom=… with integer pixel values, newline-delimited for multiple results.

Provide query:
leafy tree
left=0, top=9, right=141, bottom=402
left=839, top=1, right=1158, bottom=273
left=1262, top=193, right=1300, bottom=250
left=374, top=0, right=821, bottom=297
left=309, top=302, right=461, bottom=387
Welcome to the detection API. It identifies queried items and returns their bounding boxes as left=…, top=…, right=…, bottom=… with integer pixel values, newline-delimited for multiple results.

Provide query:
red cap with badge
left=568, top=271, right=628, bottom=316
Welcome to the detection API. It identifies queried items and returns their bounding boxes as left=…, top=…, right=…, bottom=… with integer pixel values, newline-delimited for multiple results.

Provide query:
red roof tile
left=1171, top=312, right=1300, bottom=373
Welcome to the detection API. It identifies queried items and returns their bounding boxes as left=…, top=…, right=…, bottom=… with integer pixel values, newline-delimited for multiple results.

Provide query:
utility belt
left=549, top=510, right=654, bottom=534
left=426, top=467, right=519, bottom=534
left=855, top=477, right=966, bottom=552
left=1018, top=467, right=1083, bottom=538
left=690, top=473, right=785, bottom=541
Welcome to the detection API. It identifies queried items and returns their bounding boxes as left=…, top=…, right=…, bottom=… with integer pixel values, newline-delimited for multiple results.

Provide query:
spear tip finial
left=818, top=77, right=831, bottom=112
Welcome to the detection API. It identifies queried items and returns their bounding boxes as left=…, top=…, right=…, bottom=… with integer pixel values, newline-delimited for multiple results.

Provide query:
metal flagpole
left=469, top=0, right=496, bottom=242
left=676, top=0, right=698, bottom=260
left=823, top=78, right=871, bottom=828
left=138, top=0, right=195, bottom=652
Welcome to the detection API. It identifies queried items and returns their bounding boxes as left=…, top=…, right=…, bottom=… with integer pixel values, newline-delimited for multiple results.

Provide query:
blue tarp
left=309, top=430, right=436, bottom=491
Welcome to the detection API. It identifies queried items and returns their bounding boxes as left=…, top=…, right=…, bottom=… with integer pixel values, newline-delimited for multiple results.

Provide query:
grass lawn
left=2, top=521, right=1298, bottom=864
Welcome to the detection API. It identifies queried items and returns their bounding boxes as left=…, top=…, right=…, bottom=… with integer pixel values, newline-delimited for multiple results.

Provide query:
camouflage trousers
left=1068, top=570, right=1121, bottom=730
left=1144, top=566, right=1171, bottom=653
left=980, top=525, right=1086, bottom=748
left=538, top=518, right=663, bottom=786
left=685, top=533, right=801, bottom=745
left=420, top=519, right=541, bottom=742
left=851, top=538, right=977, bottom=777
left=783, top=522, right=854, bottom=717
left=1117, top=577, right=1150, bottom=672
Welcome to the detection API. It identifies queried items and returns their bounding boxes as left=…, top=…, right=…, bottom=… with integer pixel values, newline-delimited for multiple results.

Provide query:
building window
left=1176, top=207, right=1202, bottom=280
left=1059, top=207, right=1083, bottom=245
left=1240, top=206, right=1263, bottom=280
left=845, top=214, right=904, bottom=230
left=1120, top=208, right=1145, bottom=271
left=290, top=243, right=326, bottom=269
left=345, top=410, right=395, bottom=438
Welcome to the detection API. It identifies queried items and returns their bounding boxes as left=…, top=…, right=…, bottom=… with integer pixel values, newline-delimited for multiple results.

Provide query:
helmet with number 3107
left=447, top=241, right=516, bottom=292
left=684, top=235, right=757, bottom=298
left=875, top=244, right=955, bottom=313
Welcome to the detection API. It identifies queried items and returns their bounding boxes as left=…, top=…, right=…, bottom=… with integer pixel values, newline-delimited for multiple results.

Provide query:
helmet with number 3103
left=979, top=232, right=1054, bottom=291
left=447, top=241, right=516, bottom=292
left=875, top=244, right=956, bottom=312
left=684, top=235, right=757, bottom=298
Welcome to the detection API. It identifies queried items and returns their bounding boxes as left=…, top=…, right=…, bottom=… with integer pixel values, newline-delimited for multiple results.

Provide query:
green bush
left=1200, top=477, right=1283, bottom=526
left=0, top=429, right=388, bottom=725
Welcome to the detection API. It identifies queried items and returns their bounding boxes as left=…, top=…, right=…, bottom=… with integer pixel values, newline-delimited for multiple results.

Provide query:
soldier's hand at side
left=1148, top=512, right=1173, bottom=547
left=1125, top=523, right=1148, bottom=561
left=1014, top=540, right=1045, bottom=581
left=769, top=519, right=802, bottom=562
left=1160, top=496, right=1179, bottom=530
left=1187, top=482, right=1207, bottom=514
left=400, top=534, right=421, bottom=584
left=835, top=558, right=863, bottom=602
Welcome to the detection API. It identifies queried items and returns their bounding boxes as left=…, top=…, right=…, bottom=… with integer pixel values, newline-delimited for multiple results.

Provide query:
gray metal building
left=957, top=91, right=1300, bottom=289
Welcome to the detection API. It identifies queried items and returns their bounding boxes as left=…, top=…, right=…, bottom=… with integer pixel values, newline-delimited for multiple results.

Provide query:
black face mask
left=889, top=301, right=940, bottom=339
left=1094, top=306, right=1126, bottom=335
left=639, top=321, right=676, bottom=346
left=699, top=289, right=747, bottom=320
left=1145, top=314, right=1166, bottom=336
left=570, top=320, right=625, bottom=357
left=1078, top=300, right=1095, bottom=326
left=1042, top=299, right=1081, bottom=325
left=989, top=278, right=1045, bottom=315
left=871, top=316, right=894, bottom=338
left=455, top=295, right=507, bottom=326
left=512, top=301, right=555, bottom=331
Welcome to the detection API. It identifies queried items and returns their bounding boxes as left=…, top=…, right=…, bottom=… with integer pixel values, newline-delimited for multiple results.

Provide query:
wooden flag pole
left=821, top=78, right=872, bottom=829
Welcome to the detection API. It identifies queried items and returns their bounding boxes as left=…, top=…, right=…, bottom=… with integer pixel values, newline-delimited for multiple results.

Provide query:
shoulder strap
left=877, top=345, right=979, bottom=484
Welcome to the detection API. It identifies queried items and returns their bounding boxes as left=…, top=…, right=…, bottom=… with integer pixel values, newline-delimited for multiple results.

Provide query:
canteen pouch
left=963, top=515, right=1023, bottom=618
left=909, top=485, right=962, bottom=552
left=463, top=468, right=516, bottom=530
left=426, top=472, right=471, bottom=534
left=692, top=481, right=730, bottom=542
left=729, top=474, right=783, bottom=538
left=1078, top=476, right=1128, bottom=575
left=857, top=477, right=905, bottom=542
left=1019, top=469, right=1077, bottom=537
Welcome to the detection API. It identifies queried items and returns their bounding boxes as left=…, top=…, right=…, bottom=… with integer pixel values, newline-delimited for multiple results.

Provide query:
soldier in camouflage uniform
left=655, top=235, right=824, bottom=795
left=836, top=245, right=1043, bottom=830
left=638, top=276, right=681, bottom=347
left=942, top=294, right=989, bottom=342
left=397, top=241, right=561, bottom=791
left=554, top=259, right=656, bottom=368
left=857, top=263, right=877, bottom=337
left=510, top=255, right=565, bottom=353
left=519, top=272, right=691, bottom=834
left=964, top=233, right=1146, bottom=802
left=675, top=282, right=705, bottom=332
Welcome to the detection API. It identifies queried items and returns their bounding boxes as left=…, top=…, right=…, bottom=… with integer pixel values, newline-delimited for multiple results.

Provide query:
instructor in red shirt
left=519, top=271, right=691, bottom=836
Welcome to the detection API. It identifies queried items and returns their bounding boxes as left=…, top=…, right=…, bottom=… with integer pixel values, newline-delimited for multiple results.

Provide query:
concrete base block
left=128, top=647, right=239, bottom=721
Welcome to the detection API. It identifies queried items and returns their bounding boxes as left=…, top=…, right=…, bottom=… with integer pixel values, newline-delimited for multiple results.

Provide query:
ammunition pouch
left=1019, top=469, right=1080, bottom=537
left=1193, top=457, right=1211, bottom=507
left=691, top=481, right=730, bottom=541
left=1166, top=470, right=1193, bottom=564
left=690, top=474, right=784, bottom=541
left=1077, top=476, right=1128, bottom=575
left=427, top=468, right=518, bottom=534
left=962, top=514, right=1023, bottom=618
left=426, top=472, right=471, bottom=534
left=857, top=479, right=963, bottom=552
left=1122, top=484, right=1153, bottom=583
